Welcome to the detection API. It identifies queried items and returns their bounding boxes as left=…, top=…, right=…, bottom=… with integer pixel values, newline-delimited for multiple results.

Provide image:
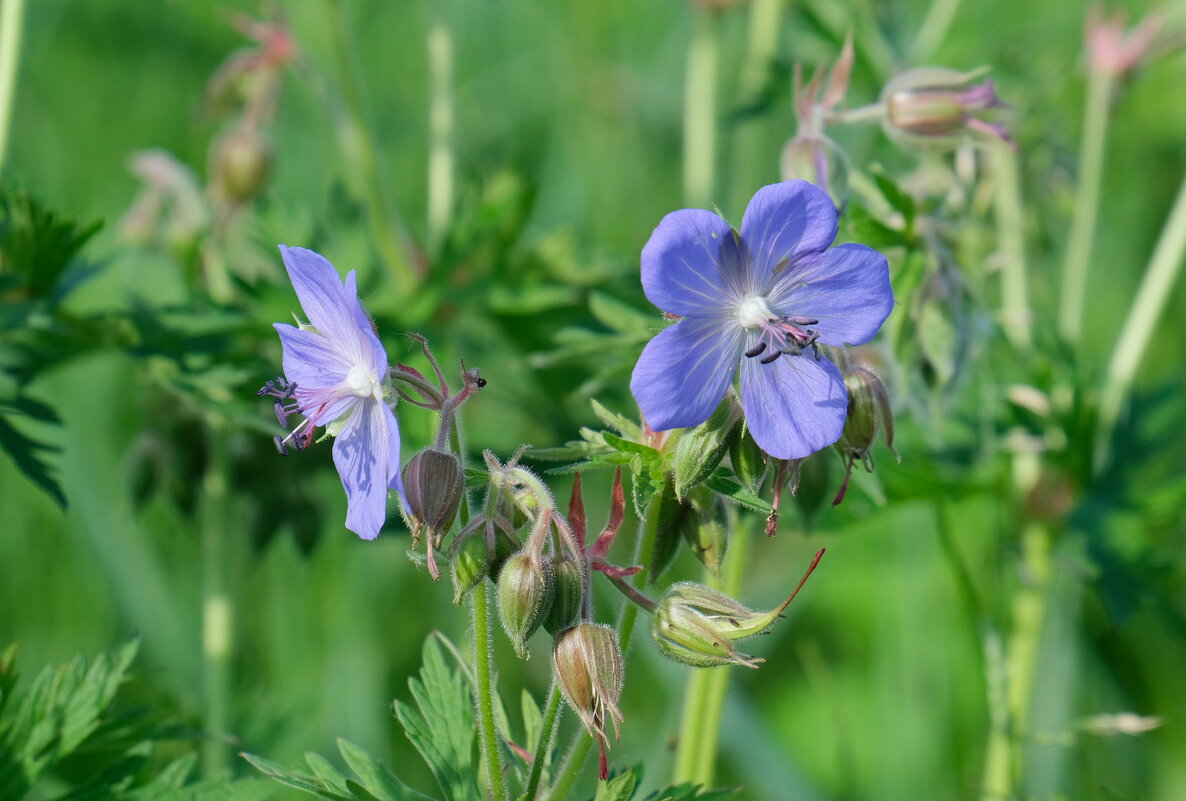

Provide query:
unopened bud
left=881, top=67, right=1013, bottom=150
left=728, top=420, right=767, bottom=492
left=552, top=623, right=624, bottom=744
left=544, top=556, right=584, bottom=635
left=210, top=125, right=271, bottom=203
left=832, top=365, right=896, bottom=505
left=496, top=551, right=554, bottom=659
left=403, top=449, right=464, bottom=540
left=672, top=395, right=741, bottom=499
left=650, top=550, right=823, bottom=668
left=451, top=534, right=490, bottom=604
left=780, top=134, right=850, bottom=208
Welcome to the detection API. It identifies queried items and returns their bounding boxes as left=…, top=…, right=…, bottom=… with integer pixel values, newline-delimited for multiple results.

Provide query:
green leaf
left=590, top=399, right=642, bottom=440
left=645, top=782, right=738, bottom=801
left=520, top=689, right=542, bottom=755
left=0, top=182, right=102, bottom=300
left=602, top=432, right=659, bottom=459
left=594, top=769, right=638, bottom=801
left=306, top=752, right=352, bottom=795
left=704, top=467, right=773, bottom=515
left=0, top=406, right=66, bottom=509
left=338, top=739, right=438, bottom=801
left=393, top=639, right=479, bottom=801
left=588, top=292, right=656, bottom=335
left=241, top=753, right=355, bottom=801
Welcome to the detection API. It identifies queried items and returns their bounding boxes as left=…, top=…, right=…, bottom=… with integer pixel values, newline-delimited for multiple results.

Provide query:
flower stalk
left=0, top=0, right=26, bottom=167
left=472, top=580, right=509, bottom=801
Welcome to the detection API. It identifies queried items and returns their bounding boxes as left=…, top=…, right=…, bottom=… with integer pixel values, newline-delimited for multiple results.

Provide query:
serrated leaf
left=602, top=432, right=658, bottom=459
left=594, top=769, right=638, bottom=801
left=0, top=412, right=66, bottom=508
left=646, top=782, right=739, bottom=801
left=306, top=752, right=351, bottom=795
left=704, top=468, right=773, bottom=514
left=337, top=739, right=438, bottom=801
left=393, top=639, right=479, bottom=801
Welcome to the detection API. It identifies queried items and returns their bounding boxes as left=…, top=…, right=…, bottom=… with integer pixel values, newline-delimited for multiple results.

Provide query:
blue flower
left=270, top=246, right=405, bottom=539
left=630, top=180, right=893, bottom=460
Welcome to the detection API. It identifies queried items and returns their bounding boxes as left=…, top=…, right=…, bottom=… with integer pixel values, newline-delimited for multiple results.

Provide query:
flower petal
left=740, top=180, right=837, bottom=288
left=630, top=317, right=741, bottom=431
left=332, top=399, right=399, bottom=540
left=641, top=209, right=746, bottom=317
left=274, top=322, right=349, bottom=388
left=766, top=243, right=893, bottom=347
left=739, top=352, right=847, bottom=460
left=278, top=246, right=384, bottom=371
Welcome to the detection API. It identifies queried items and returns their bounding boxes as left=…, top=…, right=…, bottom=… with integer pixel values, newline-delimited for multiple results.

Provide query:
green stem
left=547, top=490, right=665, bottom=800
left=683, top=7, right=719, bottom=206
left=0, top=0, right=26, bottom=167
left=426, top=12, right=454, bottom=251
left=672, top=510, right=750, bottom=787
left=472, top=581, right=509, bottom=801
left=906, top=0, right=963, bottom=64
left=200, top=424, right=233, bottom=778
left=525, top=684, right=563, bottom=801
left=827, top=102, right=885, bottom=126
left=1094, top=170, right=1186, bottom=473
left=324, top=0, right=419, bottom=295
left=991, top=142, right=1031, bottom=348
left=1058, top=67, right=1114, bottom=345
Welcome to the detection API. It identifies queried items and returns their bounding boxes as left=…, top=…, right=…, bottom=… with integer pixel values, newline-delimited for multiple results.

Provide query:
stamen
left=772, top=256, right=790, bottom=275
left=786, top=316, right=819, bottom=326
left=744, top=342, right=768, bottom=358
left=273, top=435, right=288, bottom=455
left=759, top=350, right=783, bottom=365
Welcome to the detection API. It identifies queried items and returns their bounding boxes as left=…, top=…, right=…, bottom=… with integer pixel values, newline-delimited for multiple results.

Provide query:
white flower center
left=735, top=295, right=775, bottom=330
left=344, top=362, right=379, bottom=398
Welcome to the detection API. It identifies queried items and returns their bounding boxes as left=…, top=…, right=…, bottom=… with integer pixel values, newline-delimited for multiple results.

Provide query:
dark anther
left=273, top=402, right=290, bottom=427
left=744, top=342, right=768, bottom=358
left=476, top=377, right=488, bottom=389
left=258, top=377, right=296, bottom=399
left=787, top=316, right=819, bottom=326
left=772, top=256, right=790, bottom=275
left=273, top=435, right=288, bottom=455
left=759, top=349, right=783, bottom=365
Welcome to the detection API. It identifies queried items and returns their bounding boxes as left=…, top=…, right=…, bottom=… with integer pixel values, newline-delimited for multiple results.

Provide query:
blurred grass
left=3, top=0, right=1186, bottom=800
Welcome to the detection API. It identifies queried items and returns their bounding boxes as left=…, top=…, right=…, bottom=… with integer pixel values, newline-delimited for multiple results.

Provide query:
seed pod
left=552, top=623, right=624, bottom=742
left=402, top=449, right=464, bottom=540
left=496, top=550, right=554, bottom=659
left=880, top=66, right=1012, bottom=151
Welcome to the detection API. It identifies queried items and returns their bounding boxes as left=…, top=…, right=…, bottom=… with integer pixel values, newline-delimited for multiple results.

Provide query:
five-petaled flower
left=269, top=245, right=405, bottom=539
left=630, top=180, right=893, bottom=460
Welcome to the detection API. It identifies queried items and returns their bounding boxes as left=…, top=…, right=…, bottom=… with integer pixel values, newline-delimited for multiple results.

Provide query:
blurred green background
left=2, top=0, right=1185, bottom=799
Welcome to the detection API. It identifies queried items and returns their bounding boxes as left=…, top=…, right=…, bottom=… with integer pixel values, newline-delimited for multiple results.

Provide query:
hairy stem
left=672, top=508, right=749, bottom=787
left=1094, top=170, right=1186, bottom=473
left=525, top=683, right=564, bottom=801
left=1058, top=67, right=1114, bottom=344
left=547, top=490, right=664, bottom=799
left=200, top=424, right=233, bottom=778
left=472, top=581, right=509, bottom=801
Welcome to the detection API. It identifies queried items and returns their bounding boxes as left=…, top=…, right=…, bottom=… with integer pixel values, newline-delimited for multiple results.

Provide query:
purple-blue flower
left=270, top=245, right=405, bottom=539
left=630, top=180, right=893, bottom=460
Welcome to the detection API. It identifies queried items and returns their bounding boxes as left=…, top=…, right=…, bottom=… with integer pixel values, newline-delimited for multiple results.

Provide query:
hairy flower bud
left=880, top=67, right=1012, bottom=150
left=832, top=365, right=896, bottom=505
left=544, top=556, right=584, bottom=635
left=496, top=550, right=554, bottom=659
left=403, top=448, right=464, bottom=540
left=451, top=534, right=490, bottom=604
left=672, top=395, right=741, bottom=499
left=650, top=550, right=823, bottom=668
left=552, top=623, right=624, bottom=745
left=210, top=125, right=271, bottom=204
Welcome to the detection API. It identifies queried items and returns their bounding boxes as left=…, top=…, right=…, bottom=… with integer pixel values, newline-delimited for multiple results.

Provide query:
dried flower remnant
left=781, top=35, right=854, bottom=205
left=552, top=623, right=625, bottom=780
left=630, top=180, right=893, bottom=460
left=1085, top=6, right=1164, bottom=78
left=261, top=246, right=405, bottom=540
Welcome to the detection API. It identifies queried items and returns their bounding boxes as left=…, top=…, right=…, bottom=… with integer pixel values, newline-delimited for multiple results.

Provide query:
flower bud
left=451, top=534, right=490, bottom=604
left=780, top=133, right=850, bottom=208
left=650, top=550, right=823, bottom=669
left=209, top=125, right=271, bottom=204
left=672, top=395, right=741, bottom=499
left=496, top=550, right=554, bottom=659
left=728, top=420, right=767, bottom=493
left=880, top=67, right=1012, bottom=150
left=402, top=448, right=464, bottom=541
left=544, top=556, right=584, bottom=636
left=832, top=366, right=896, bottom=505
left=552, top=623, right=624, bottom=744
